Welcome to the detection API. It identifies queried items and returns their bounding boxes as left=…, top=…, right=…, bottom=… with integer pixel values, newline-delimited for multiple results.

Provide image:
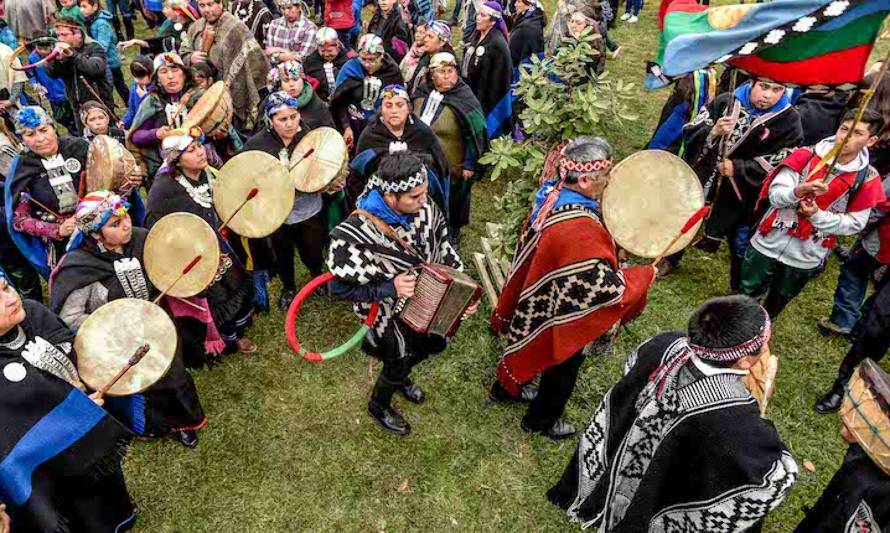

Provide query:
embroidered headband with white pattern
left=369, top=166, right=428, bottom=193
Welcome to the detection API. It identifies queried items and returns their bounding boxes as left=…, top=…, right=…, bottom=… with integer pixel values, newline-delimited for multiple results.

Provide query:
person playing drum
left=327, top=151, right=477, bottom=436
left=146, top=129, right=257, bottom=362
left=49, top=191, right=207, bottom=448
left=0, top=267, right=137, bottom=532
left=4, top=106, right=89, bottom=279
left=243, top=92, right=328, bottom=311
left=489, top=136, right=655, bottom=440
left=128, top=52, right=211, bottom=180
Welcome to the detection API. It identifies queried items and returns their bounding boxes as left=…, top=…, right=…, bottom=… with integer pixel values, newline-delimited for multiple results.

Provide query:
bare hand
left=465, top=300, right=479, bottom=316
left=277, top=51, right=296, bottom=62
left=88, top=391, right=105, bottom=407
left=717, top=159, right=734, bottom=178
left=190, top=51, right=208, bottom=64
left=342, top=127, right=354, bottom=149
left=54, top=42, right=73, bottom=58
left=0, top=101, right=12, bottom=111
left=394, top=272, right=416, bottom=298
left=795, top=180, right=829, bottom=198
left=58, top=217, right=77, bottom=237
left=208, top=129, right=227, bottom=140
left=461, top=169, right=474, bottom=180
left=327, top=178, right=346, bottom=193
left=156, top=126, right=173, bottom=140
left=0, top=503, right=9, bottom=533
left=711, top=116, right=736, bottom=137
left=797, top=198, right=819, bottom=217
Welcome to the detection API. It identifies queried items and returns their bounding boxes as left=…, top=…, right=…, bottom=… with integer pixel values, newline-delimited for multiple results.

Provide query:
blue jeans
left=829, top=242, right=880, bottom=330
left=107, top=0, right=134, bottom=19
left=624, top=0, right=643, bottom=15
left=727, top=224, right=752, bottom=259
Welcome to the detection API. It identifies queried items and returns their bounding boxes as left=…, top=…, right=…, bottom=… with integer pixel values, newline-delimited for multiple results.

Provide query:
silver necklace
left=0, top=326, right=26, bottom=351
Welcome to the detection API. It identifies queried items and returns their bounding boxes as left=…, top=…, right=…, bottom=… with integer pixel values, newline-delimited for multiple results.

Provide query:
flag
left=647, top=0, right=890, bottom=90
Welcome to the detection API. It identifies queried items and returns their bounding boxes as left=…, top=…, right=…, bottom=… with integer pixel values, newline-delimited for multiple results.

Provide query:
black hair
left=191, top=62, right=218, bottom=81
left=80, top=0, right=103, bottom=7
left=841, top=108, right=885, bottom=137
left=377, top=151, right=426, bottom=197
left=130, top=55, right=153, bottom=78
left=688, top=295, right=766, bottom=350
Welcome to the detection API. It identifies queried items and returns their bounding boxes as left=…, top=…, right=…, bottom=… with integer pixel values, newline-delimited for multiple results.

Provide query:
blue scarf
left=357, top=189, right=414, bottom=230
left=734, top=83, right=789, bottom=117
left=529, top=179, right=599, bottom=223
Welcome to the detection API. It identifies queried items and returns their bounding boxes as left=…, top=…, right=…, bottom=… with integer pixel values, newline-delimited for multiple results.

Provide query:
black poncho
left=461, top=28, right=512, bottom=122
left=508, top=8, right=544, bottom=66
left=350, top=115, right=451, bottom=216
left=0, top=300, right=134, bottom=532
left=329, top=55, right=404, bottom=135
left=548, top=332, right=798, bottom=531
left=367, top=6, right=412, bottom=63
left=794, top=443, right=889, bottom=532
left=48, top=228, right=206, bottom=437
left=304, top=48, right=354, bottom=102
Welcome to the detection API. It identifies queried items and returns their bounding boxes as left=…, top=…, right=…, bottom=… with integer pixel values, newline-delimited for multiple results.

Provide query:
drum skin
left=75, top=299, right=177, bottom=396
left=86, top=135, right=142, bottom=193
left=182, top=81, right=233, bottom=136
left=144, top=213, right=221, bottom=298
left=290, top=127, right=349, bottom=193
left=840, top=359, right=890, bottom=475
left=601, top=150, right=704, bottom=258
left=213, top=151, right=294, bottom=238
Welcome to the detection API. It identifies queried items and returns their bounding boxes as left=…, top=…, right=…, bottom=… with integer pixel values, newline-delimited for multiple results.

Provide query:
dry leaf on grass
left=803, top=460, right=816, bottom=472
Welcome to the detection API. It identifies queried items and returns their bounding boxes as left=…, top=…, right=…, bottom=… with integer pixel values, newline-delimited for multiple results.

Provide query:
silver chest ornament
left=361, top=76, right=383, bottom=112
left=3, top=362, right=26, bottom=382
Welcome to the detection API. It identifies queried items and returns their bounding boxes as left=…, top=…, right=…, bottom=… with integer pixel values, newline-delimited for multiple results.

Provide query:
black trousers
left=272, top=214, right=327, bottom=292
left=840, top=272, right=890, bottom=375
left=111, top=67, right=130, bottom=104
left=522, top=349, right=585, bottom=430
left=369, top=322, right=446, bottom=407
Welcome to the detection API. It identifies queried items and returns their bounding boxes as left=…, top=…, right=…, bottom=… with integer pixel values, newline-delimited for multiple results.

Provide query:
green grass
left=117, top=8, right=890, bottom=532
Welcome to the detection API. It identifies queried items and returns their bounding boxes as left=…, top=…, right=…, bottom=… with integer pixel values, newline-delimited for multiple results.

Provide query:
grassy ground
left=117, top=7, right=890, bottom=532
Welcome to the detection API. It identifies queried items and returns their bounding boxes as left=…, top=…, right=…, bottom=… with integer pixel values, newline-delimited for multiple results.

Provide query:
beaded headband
left=558, top=158, right=612, bottom=179
left=689, top=312, right=771, bottom=362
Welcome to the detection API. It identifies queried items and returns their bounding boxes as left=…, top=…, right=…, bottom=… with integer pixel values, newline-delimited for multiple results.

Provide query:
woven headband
left=689, top=313, right=771, bottom=362
left=558, top=158, right=612, bottom=179
left=369, top=167, right=428, bottom=193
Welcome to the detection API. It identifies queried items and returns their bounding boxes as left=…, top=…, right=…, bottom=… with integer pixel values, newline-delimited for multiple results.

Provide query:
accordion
left=398, top=264, right=482, bottom=337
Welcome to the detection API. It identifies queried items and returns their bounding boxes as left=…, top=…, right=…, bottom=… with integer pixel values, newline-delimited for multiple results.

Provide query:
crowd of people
left=0, top=0, right=888, bottom=530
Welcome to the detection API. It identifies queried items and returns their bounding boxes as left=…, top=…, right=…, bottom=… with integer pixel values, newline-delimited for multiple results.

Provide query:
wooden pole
left=95, top=344, right=151, bottom=399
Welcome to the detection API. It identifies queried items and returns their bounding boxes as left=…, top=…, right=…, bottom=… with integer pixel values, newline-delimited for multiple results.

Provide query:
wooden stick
left=287, top=147, right=315, bottom=172
left=218, top=187, right=259, bottom=233
left=171, top=296, right=207, bottom=312
left=804, top=49, right=890, bottom=183
left=473, top=253, right=498, bottom=308
left=716, top=69, right=743, bottom=203
left=152, top=254, right=203, bottom=305
left=20, top=192, right=62, bottom=220
left=480, top=237, right=505, bottom=291
left=95, top=344, right=151, bottom=399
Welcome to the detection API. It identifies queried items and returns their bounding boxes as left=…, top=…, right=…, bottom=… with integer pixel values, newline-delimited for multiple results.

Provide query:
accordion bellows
left=399, top=264, right=482, bottom=338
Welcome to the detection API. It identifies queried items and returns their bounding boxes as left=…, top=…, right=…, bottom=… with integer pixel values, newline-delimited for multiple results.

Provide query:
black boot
left=399, top=377, right=425, bottom=404
left=368, top=375, right=411, bottom=435
left=489, top=381, right=538, bottom=403
left=174, top=429, right=199, bottom=448
left=814, top=362, right=855, bottom=414
left=729, top=255, right=743, bottom=293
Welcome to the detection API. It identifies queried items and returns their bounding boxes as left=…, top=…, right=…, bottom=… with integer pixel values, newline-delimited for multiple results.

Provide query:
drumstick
left=152, top=255, right=203, bottom=305
left=287, top=148, right=315, bottom=172
left=652, top=206, right=711, bottom=266
left=78, top=76, right=121, bottom=122
left=95, top=343, right=151, bottom=399
left=20, top=192, right=63, bottom=220
left=217, top=187, right=259, bottom=232
left=171, top=296, right=207, bottom=312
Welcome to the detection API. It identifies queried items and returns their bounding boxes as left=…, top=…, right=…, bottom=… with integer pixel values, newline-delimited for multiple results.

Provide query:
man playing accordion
left=327, top=152, right=477, bottom=436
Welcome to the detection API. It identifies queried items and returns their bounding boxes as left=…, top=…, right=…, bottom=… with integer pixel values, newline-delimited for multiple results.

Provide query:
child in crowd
left=121, top=55, right=153, bottom=129
left=58, top=0, right=86, bottom=26
left=80, top=100, right=126, bottom=142
left=79, top=0, right=130, bottom=103
left=191, top=62, right=218, bottom=91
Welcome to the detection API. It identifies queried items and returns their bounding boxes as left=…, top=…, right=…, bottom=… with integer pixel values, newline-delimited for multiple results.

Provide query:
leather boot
left=399, top=377, right=425, bottom=404
left=814, top=361, right=856, bottom=414
left=369, top=375, right=411, bottom=435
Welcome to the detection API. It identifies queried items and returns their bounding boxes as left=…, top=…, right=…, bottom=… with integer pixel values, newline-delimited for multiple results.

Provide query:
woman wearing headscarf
left=243, top=92, right=336, bottom=310
left=367, top=0, right=413, bottom=63
left=127, top=52, right=202, bottom=181
left=303, top=27, right=357, bottom=103
left=406, top=19, right=454, bottom=95
left=262, top=60, right=335, bottom=132
left=49, top=191, right=206, bottom=448
left=4, top=107, right=89, bottom=279
left=146, top=129, right=257, bottom=364
left=508, top=0, right=545, bottom=67
left=330, top=34, right=404, bottom=150
left=461, top=2, right=512, bottom=138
